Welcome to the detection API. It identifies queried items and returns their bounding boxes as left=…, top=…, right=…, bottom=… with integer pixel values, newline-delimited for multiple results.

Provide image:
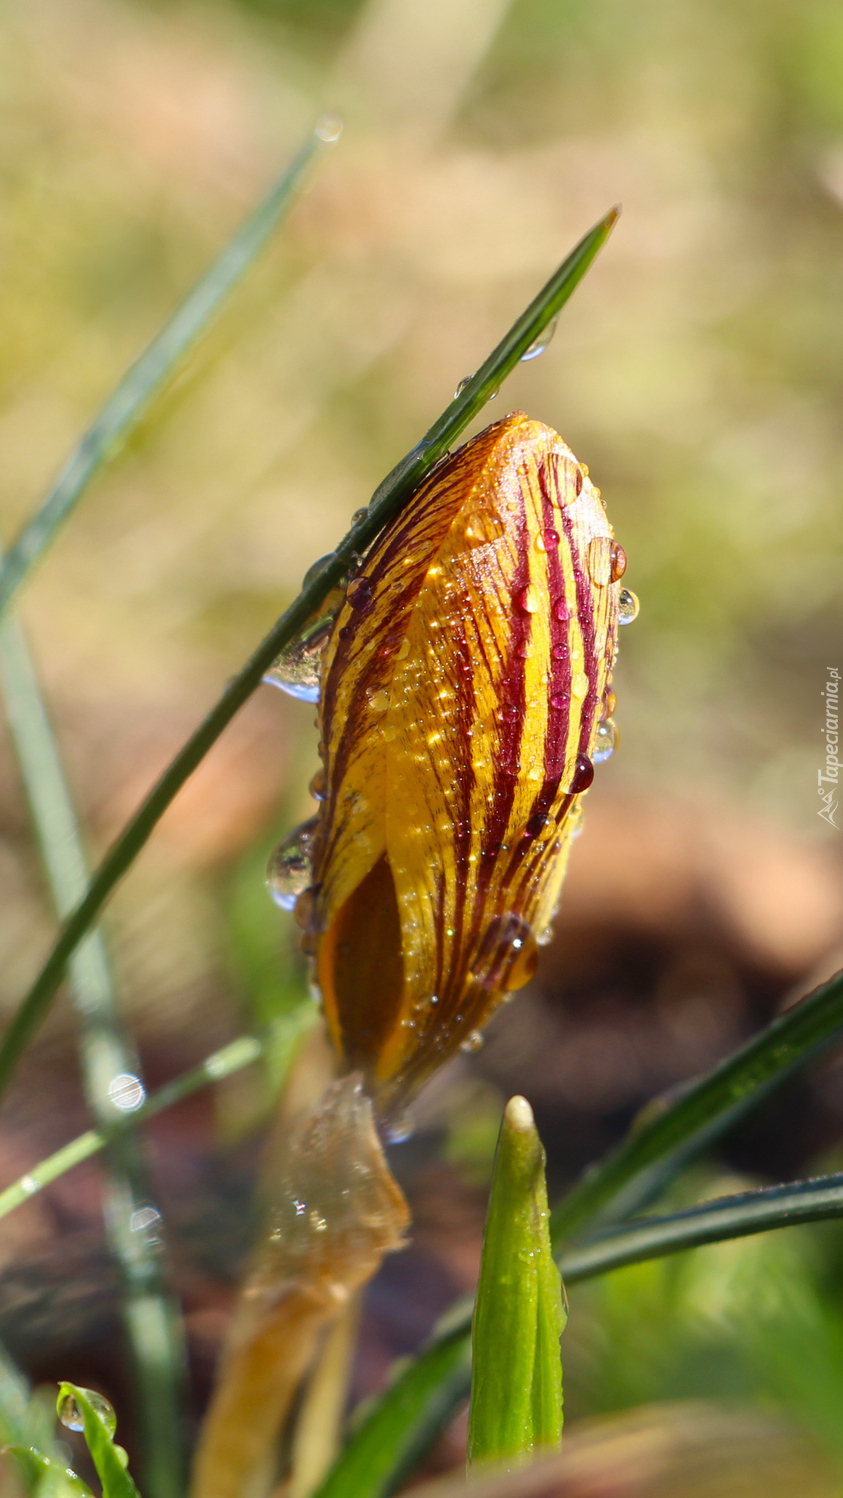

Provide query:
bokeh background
left=1, top=0, right=843, bottom=1491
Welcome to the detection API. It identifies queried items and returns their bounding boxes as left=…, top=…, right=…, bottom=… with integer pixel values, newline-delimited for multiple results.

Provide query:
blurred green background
left=1, top=0, right=843, bottom=1490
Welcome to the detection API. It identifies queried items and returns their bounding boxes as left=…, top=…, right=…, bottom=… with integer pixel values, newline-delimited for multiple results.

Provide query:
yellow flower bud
left=305, top=412, right=622, bottom=1110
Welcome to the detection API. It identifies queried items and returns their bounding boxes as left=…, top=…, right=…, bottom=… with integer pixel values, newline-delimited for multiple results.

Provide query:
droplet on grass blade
left=58, top=1389, right=116, bottom=1438
left=267, top=819, right=319, bottom=911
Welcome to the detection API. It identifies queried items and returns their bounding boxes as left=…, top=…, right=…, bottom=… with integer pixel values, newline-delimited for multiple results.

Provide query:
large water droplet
left=264, top=616, right=333, bottom=703
left=521, top=314, right=558, bottom=362
left=515, top=585, right=540, bottom=614
left=347, top=577, right=374, bottom=610
left=315, top=114, right=343, bottom=144
left=309, top=767, right=326, bottom=801
left=461, top=1029, right=484, bottom=1054
left=108, top=1074, right=145, bottom=1112
left=464, top=511, right=505, bottom=547
left=571, top=671, right=589, bottom=699
left=455, top=376, right=471, bottom=398
left=618, top=588, right=640, bottom=625
left=535, top=528, right=559, bottom=553
left=472, top=914, right=538, bottom=992
left=569, top=754, right=594, bottom=793
left=385, top=1109, right=414, bottom=1144
left=609, top=542, right=627, bottom=581
left=267, top=820, right=319, bottom=912
left=58, top=1388, right=117, bottom=1437
left=593, top=718, right=618, bottom=764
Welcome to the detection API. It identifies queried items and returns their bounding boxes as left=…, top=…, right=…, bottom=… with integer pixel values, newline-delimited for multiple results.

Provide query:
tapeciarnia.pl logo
left=818, top=667, right=840, bottom=830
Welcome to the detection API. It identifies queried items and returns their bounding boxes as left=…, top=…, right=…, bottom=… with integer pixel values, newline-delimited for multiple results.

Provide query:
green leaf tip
left=467, top=1097, right=566, bottom=1472
left=56, top=1385, right=140, bottom=1498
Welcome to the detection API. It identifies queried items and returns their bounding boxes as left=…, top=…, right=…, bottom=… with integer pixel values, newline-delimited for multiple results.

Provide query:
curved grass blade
left=0, top=607, right=187, bottom=1498
left=0, top=122, right=336, bottom=620
left=56, top=1385, right=139, bottom=1498
left=5, top=1444, right=94, bottom=1498
left=312, top=1166, right=843, bottom=1498
left=468, top=1097, right=564, bottom=1470
left=0, top=1032, right=268, bottom=1222
left=0, top=208, right=618, bottom=1101
left=550, top=964, right=843, bottom=1246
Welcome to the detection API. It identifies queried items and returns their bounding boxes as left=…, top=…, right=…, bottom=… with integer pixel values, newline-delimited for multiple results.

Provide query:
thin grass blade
left=0, top=606, right=188, bottom=1498
left=56, top=1385, right=139, bottom=1498
left=0, top=122, right=336, bottom=619
left=0, top=208, right=617, bottom=1101
left=468, top=1097, right=564, bottom=1470
left=550, top=964, right=843, bottom=1245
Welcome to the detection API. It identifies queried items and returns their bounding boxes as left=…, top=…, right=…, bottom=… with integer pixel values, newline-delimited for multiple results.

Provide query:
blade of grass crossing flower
left=468, top=1098, right=564, bottom=1470
left=0, top=122, right=337, bottom=621
left=56, top=1385, right=140, bottom=1498
left=0, top=208, right=618, bottom=1101
left=0, top=607, right=188, bottom=1498
left=550, top=964, right=843, bottom=1246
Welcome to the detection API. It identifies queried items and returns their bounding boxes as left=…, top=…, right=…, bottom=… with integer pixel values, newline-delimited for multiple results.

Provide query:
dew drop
left=368, top=689, right=390, bottom=713
left=618, top=588, right=640, bottom=625
left=315, top=114, right=343, bottom=144
left=571, top=671, right=589, bottom=699
left=609, top=542, right=627, bottom=582
left=569, top=754, right=594, bottom=793
left=461, top=1029, right=484, bottom=1054
left=464, top=511, right=505, bottom=547
left=471, top=914, right=539, bottom=992
left=108, top=1074, right=145, bottom=1112
left=455, top=376, right=471, bottom=398
left=601, top=690, right=617, bottom=721
left=264, top=616, right=333, bottom=703
left=267, top=818, right=318, bottom=911
left=593, top=718, right=618, bottom=764
left=396, top=637, right=411, bottom=660
left=351, top=507, right=369, bottom=526
left=385, top=1109, right=414, bottom=1144
left=552, top=595, right=570, bottom=621
left=520, top=314, right=558, bottom=362
left=347, top=577, right=374, bottom=610
left=58, top=1388, right=116, bottom=1437
left=309, top=767, right=326, bottom=801
left=294, top=885, right=321, bottom=934
left=535, top=528, right=560, bottom=553
left=515, top=585, right=540, bottom=614
left=586, top=535, right=613, bottom=586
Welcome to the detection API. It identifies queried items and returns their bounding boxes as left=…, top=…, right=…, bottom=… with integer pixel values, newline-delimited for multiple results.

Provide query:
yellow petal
left=308, top=412, right=621, bottom=1109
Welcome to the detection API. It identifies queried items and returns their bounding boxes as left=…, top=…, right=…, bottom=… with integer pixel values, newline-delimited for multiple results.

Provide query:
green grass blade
left=550, top=964, right=843, bottom=1246
left=56, top=1385, right=139, bottom=1498
left=0, top=1024, right=311, bottom=1223
left=0, top=208, right=618, bottom=1101
left=6, top=1445, right=94, bottom=1498
left=0, top=123, right=335, bottom=620
left=468, top=1098, right=564, bottom=1470
left=314, top=1167, right=843, bottom=1498
left=0, top=609, right=188, bottom=1498
left=312, top=1323, right=471, bottom=1498
left=557, top=1170, right=843, bottom=1280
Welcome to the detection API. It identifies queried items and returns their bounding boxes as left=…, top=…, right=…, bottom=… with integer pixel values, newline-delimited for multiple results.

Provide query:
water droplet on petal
left=309, top=767, right=326, bottom=801
left=264, top=616, right=333, bottom=703
left=571, top=671, right=589, bottom=699
left=587, top=535, right=613, bottom=586
left=461, top=1029, right=484, bottom=1054
left=609, top=542, right=627, bottom=582
left=347, top=577, right=374, bottom=610
left=552, top=595, right=570, bottom=621
left=368, top=689, right=390, bottom=713
left=385, top=1109, right=414, bottom=1144
left=521, top=314, right=558, bottom=362
left=58, top=1388, right=117, bottom=1437
left=267, top=819, right=318, bottom=911
left=515, top=585, right=540, bottom=614
left=535, top=528, right=560, bottom=552
left=472, top=914, right=538, bottom=992
left=464, top=511, right=505, bottom=547
left=618, top=588, right=640, bottom=625
left=601, top=690, right=617, bottom=721
left=550, top=692, right=566, bottom=711
left=570, top=754, right=594, bottom=793
left=108, top=1074, right=145, bottom=1112
left=593, top=718, right=618, bottom=764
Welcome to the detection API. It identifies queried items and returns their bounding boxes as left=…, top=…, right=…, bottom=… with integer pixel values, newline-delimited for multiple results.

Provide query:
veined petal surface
left=308, top=413, right=621, bottom=1108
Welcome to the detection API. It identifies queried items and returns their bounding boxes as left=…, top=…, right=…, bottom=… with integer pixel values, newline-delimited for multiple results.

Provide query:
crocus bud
left=303, top=412, right=622, bottom=1110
